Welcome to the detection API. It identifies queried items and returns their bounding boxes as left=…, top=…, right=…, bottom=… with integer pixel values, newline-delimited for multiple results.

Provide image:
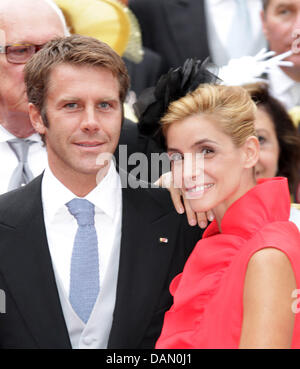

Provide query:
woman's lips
left=184, top=183, right=214, bottom=198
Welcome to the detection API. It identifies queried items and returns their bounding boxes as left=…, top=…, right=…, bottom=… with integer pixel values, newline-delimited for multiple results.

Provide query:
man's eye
left=99, top=102, right=111, bottom=109
left=64, top=103, right=78, bottom=109
left=168, top=152, right=183, bottom=162
left=13, top=47, right=29, bottom=54
left=278, top=7, right=291, bottom=16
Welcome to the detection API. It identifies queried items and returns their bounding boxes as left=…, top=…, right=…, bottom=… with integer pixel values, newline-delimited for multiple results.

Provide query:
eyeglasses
left=0, top=43, right=44, bottom=64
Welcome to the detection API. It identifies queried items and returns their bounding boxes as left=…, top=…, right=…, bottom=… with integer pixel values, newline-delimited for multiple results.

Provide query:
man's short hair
left=24, top=34, right=130, bottom=115
left=262, top=0, right=270, bottom=11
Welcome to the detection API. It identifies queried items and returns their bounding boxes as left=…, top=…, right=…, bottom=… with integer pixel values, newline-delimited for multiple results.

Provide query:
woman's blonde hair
left=161, top=84, right=257, bottom=147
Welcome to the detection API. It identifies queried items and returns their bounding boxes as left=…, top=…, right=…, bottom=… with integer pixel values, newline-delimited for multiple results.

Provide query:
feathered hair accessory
left=133, top=58, right=220, bottom=148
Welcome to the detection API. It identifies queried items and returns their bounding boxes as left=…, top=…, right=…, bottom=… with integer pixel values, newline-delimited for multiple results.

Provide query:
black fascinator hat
left=133, top=58, right=220, bottom=148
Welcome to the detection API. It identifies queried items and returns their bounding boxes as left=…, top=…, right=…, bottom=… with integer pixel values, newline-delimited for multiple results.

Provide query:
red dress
left=156, top=178, right=300, bottom=349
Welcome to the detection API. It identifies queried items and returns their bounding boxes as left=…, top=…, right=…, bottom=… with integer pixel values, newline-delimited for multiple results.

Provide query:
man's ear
left=28, top=103, right=46, bottom=135
left=242, top=136, right=260, bottom=169
left=260, top=9, right=269, bottom=39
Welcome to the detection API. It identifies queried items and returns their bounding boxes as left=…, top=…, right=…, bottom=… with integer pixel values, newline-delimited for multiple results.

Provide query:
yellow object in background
left=124, top=103, right=137, bottom=122
left=289, top=106, right=300, bottom=129
left=55, top=0, right=130, bottom=56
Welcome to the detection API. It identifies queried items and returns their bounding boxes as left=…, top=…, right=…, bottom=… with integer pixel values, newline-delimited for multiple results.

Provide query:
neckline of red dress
left=203, top=177, right=291, bottom=240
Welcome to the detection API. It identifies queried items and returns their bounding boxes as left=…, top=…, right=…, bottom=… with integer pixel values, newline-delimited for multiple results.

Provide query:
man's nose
left=80, top=107, right=100, bottom=133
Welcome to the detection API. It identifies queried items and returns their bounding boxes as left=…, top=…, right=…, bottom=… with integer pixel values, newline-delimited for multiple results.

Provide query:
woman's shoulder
left=227, top=220, right=300, bottom=301
left=244, top=246, right=296, bottom=295
left=245, top=248, right=296, bottom=297
left=249, top=220, right=300, bottom=255
left=247, top=247, right=295, bottom=273
left=226, top=220, right=300, bottom=286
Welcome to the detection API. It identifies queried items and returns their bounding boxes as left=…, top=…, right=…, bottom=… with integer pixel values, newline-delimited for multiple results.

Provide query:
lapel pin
left=159, top=237, right=169, bottom=244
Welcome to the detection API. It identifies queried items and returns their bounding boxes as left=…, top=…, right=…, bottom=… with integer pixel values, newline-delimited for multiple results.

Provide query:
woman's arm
left=239, top=248, right=296, bottom=349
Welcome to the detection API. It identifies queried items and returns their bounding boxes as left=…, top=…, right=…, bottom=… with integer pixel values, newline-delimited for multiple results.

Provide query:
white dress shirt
left=205, top=0, right=267, bottom=66
left=42, top=161, right=122, bottom=348
left=268, top=66, right=300, bottom=110
left=0, top=124, right=47, bottom=194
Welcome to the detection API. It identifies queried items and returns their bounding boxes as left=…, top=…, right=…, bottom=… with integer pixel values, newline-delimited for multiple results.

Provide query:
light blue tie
left=227, top=0, right=252, bottom=58
left=66, top=198, right=100, bottom=324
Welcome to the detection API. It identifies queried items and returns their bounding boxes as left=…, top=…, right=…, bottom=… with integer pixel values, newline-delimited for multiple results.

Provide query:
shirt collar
left=42, top=161, right=121, bottom=222
left=0, top=124, right=43, bottom=143
left=203, top=177, right=291, bottom=240
left=85, top=161, right=121, bottom=220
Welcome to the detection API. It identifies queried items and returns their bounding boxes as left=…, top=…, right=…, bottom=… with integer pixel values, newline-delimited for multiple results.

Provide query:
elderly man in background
left=0, top=0, right=163, bottom=193
left=0, top=0, right=68, bottom=193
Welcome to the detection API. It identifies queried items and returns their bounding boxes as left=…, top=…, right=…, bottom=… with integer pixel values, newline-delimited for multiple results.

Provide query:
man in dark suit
left=129, top=0, right=267, bottom=81
left=0, top=34, right=202, bottom=349
left=124, top=47, right=162, bottom=97
left=129, top=0, right=210, bottom=75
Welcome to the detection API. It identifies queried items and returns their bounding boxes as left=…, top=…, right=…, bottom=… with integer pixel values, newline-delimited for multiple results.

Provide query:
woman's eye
left=201, top=147, right=214, bottom=155
left=258, top=135, right=266, bottom=145
left=168, top=152, right=183, bottom=162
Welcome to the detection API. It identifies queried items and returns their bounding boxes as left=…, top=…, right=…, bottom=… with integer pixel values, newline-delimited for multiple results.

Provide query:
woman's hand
left=155, top=172, right=214, bottom=228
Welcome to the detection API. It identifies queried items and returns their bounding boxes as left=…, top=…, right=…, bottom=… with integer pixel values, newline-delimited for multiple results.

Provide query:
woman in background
left=243, top=83, right=300, bottom=227
left=244, top=83, right=300, bottom=199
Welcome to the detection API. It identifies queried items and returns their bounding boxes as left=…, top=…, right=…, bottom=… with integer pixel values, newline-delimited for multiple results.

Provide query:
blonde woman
left=135, top=61, right=300, bottom=348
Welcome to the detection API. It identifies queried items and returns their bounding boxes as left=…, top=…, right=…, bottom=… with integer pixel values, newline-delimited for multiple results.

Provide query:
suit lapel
left=0, top=176, right=71, bottom=348
left=163, top=0, right=210, bottom=63
left=108, top=185, right=180, bottom=348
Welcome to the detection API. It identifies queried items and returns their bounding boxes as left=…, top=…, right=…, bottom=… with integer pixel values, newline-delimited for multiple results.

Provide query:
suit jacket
left=129, top=0, right=211, bottom=75
left=118, top=118, right=166, bottom=183
left=0, top=174, right=202, bottom=349
left=124, top=47, right=162, bottom=97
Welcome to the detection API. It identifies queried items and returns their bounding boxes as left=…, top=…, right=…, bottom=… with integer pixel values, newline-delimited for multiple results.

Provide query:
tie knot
left=66, top=198, right=95, bottom=226
left=7, top=138, right=33, bottom=163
